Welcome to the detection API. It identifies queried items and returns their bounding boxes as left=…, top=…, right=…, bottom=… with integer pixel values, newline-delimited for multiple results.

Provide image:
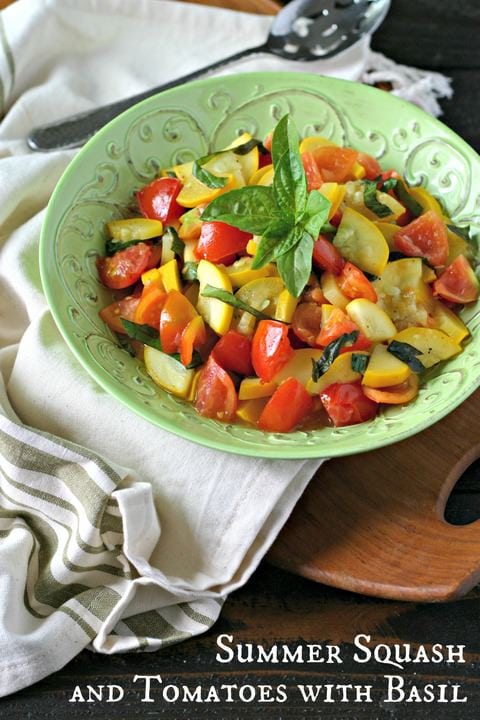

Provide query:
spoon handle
left=27, top=44, right=269, bottom=151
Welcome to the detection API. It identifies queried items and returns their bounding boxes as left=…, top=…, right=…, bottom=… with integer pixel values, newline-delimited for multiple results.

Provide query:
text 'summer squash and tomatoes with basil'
left=96, top=115, right=478, bottom=433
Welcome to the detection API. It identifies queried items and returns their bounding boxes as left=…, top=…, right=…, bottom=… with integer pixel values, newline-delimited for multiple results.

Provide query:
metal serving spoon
left=27, top=0, right=390, bottom=152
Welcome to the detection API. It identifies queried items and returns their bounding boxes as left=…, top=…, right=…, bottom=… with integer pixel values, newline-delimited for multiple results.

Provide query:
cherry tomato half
left=337, top=262, right=377, bottom=302
left=137, top=177, right=183, bottom=225
left=312, top=146, right=359, bottom=183
left=212, top=330, right=254, bottom=376
left=195, top=221, right=252, bottom=264
left=320, top=382, right=378, bottom=427
left=97, top=243, right=152, bottom=290
left=159, top=290, right=197, bottom=354
left=258, top=377, right=314, bottom=432
left=195, top=355, right=238, bottom=422
left=316, top=307, right=371, bottom=351
left=252, top=320, right=293, bottom=382
left=357, top=152, right=382, bottom=180
left=433, top=254, right=479, bottom=303
left=394, top=210, right=448, bottom=267
left=301, top=151, right=324, bottom=191
left=99, top=295, right=141, bottom=334
left=292, top=302, right=323, bottom=347
left=312, top=235, right=345, bottom=275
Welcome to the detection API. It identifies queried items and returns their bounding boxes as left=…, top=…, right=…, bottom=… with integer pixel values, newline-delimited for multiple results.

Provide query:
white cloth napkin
left=0, top=0, right=452, bottom=698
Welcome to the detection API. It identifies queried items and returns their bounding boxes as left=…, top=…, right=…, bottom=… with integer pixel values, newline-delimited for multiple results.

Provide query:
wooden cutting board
left=178, top=0, right=480, bottom=602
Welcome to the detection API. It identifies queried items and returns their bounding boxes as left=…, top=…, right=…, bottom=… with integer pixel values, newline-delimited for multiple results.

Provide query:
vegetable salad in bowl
left=97, top=114, right=478, bottom=434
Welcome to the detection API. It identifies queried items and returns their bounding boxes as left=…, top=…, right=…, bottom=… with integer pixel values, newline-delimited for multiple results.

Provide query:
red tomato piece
left=292, top=303, right=323, bottom=347
left=180, top=315, right=207, bottom=367
left=145, top=244, right=163, bottom=270
left=263, top=132, right=273, bottom=152
left=394, top=210, right=448, bottom=267
left=258, top=150, right=272, bottom=168
left=195, top=222, right=252, bottom=264
left=433, top=254, right=479, bottom=303
left=212, top=330, right=254, bottom=376
left=337, top=262, right=377, bottom=302
left=134, top=286, right=167, bottom=329
left=258, top=377, right=314, bottom=432
left=330, top=210, right=343, bottom=227
left=97, top=243, right=152, bottom=290
left=316, top=307, right=371, bottom=351
left=99, top=296, right=141, bottom=334
left=137, top=177, right=183, bottom=225
left=312, top=235, right=345, bottom=275
left=301, top=151, right=324, bottom=191
left=312, top=146, right=359, bottom=183
left=251, top=320, right=294, bottom=382
left=195, top=355, right=238, bottom=422
left=357, top=152, right=382, bottom=180
left=320, top=382, right=378, bottom=427
left=159, top=290, right=197, bottom=354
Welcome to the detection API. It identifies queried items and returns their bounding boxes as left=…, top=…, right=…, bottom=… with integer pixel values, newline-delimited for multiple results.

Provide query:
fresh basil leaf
left=121, top=319, right=162, bottom=351
left=271, top=115, right=307, bottom=217
left=276, top=231, right=313, bottom=298
left=105, top=237, right=154, bottom=256
left=201, top=285, right=277, bottom=321
left=182, top=261, right=199, bottom=281
left=251, top=234, right=281, bottom=269
left=381, top=177, right=398, bottom=192
left=163, top=226, right=184, bottom=258
left=351, top=353, right=369, bottom=373
left=201, top=186, right=278, bottom=235
left=121, top=319, right=202, bottom=368
left=394, top=181, right=423, bottom=218
left=192, top=160, right=229, bottom=189
left=364, top=271, right=379, bottom=282
left=166, top=170, right=177, bottom=179
left=311, top=331, right=359, bottom=382
left=303, top=190, right=331, bottom=238
left=232, top=138, right=263, bottom=156
left=363, top=179, right=393, bottom=218
left=388, top=340, right=425, bottom=373
left=274, top=224, right=304, bottom=259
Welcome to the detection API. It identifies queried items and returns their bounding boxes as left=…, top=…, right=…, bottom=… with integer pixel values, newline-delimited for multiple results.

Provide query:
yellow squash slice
left=392, top=327, right=462, bottom=368
left=196, top=260, right=233, bottom=335
left=362, top=343, right=411, bottom=389
left=333, top=207, right=389, bottom=276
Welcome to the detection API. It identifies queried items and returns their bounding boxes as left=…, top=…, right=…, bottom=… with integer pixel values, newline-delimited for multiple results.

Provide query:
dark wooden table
left=2, top=0, right=480, bottom=718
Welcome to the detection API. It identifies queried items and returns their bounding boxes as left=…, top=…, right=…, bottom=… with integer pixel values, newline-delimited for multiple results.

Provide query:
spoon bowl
left=28, top=0, right=391, bottom=151
left=269, top=0, right=390, bottom=60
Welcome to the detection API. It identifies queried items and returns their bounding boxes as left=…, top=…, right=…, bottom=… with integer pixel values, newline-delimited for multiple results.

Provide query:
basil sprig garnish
left=120, top=319, right=202, bottom=368
left=363, top=179, right=393, bottom=218
left=200, top=285, right=285, bottom=322
left=387, top=340, right=425, bottom=373
left=201, top=115, right=331, bottom=297
left=192, top=138, right=265, bottom=190
left=311, top=331, right=359, bottom=382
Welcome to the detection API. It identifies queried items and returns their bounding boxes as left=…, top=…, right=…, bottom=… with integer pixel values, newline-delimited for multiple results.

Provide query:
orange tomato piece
left=159, top=290, right=197, bottom=354
left=180, top=315, right=206, bottom=367
left=134, top=286, right=167, bottom=328
left=258, top=377, right=314, bottom=432
left=363, top=375, right=419, bottom=404
left=312, top=146, right=359, bottom=183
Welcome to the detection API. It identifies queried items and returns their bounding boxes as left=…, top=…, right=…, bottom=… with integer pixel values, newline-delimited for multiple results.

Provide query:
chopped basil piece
left=200, top=285, right=277, bottom=321
left=394, top=181, right=423, bottom=218
left=163, top=226, right=184, bottom=258
left=363, top=179, right=392, bottom=218
left=182, top=261, right=199, bottom=281
left=105, top=237, right=154, bottom=256
left=351, top=353, right=369, bottom=373
left=311, top=331, right=359, bottom=382
left=192, top=160, right=229, bottom=189
left=381, top=177, right=398, bottom=192
left=166, top=170, right=177, bottom=179
left=387, top=340, right=425, bottom=373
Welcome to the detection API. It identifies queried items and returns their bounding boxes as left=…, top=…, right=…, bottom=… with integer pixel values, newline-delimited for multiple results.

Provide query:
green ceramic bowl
left=40, top=72, right=480, bottom=459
